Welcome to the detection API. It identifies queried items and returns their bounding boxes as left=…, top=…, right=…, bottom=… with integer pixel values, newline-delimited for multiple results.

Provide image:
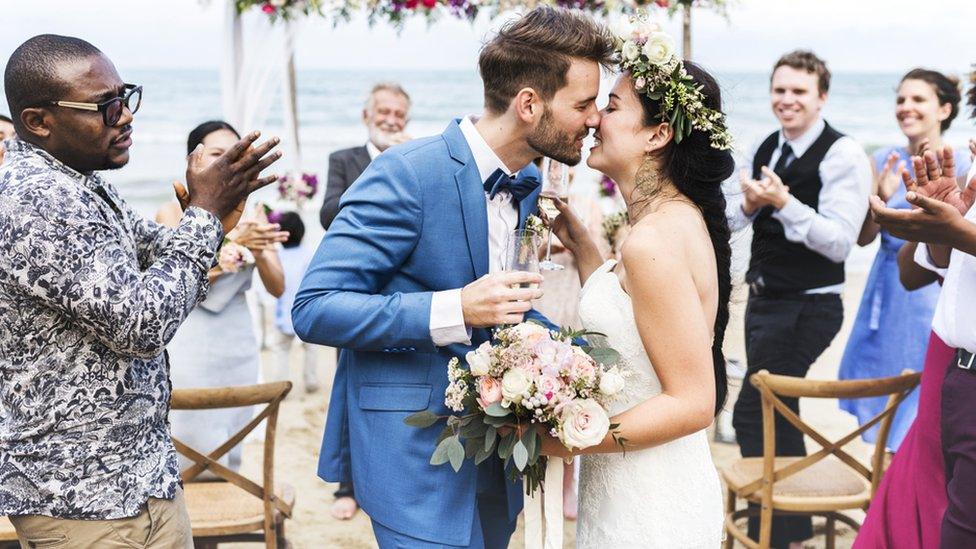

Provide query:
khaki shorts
left=10, top=487, right=192, bottom=549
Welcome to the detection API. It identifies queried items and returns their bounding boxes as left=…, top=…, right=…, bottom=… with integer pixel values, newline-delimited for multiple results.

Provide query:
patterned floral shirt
left=0, top=139, right=223, bottom=519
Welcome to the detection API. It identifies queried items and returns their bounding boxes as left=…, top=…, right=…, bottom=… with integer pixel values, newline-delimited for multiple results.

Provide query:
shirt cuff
left=429, top=289, right=472, bottom=347
left=913, top=243, right=949, bottom=277
left=171, top=206, right=224, bottom=272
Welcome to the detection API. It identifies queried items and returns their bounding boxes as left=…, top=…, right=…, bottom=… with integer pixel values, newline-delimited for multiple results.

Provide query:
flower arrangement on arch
left=277, top=172, right=319, bottom=207
left=405, top=321, right=626, bottom=495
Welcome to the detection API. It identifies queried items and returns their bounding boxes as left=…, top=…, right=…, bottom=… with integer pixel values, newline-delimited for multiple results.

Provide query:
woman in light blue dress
left=157, top=121, right=287, bottom=474
left=839, top=69, right=970, bottom=451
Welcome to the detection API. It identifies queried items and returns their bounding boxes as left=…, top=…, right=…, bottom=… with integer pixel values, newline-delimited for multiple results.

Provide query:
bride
left=541, top=23, right=736, bottom=548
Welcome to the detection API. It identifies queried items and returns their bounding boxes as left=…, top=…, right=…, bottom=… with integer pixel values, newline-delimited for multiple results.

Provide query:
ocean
left=5, top=68, right=975, bottom=273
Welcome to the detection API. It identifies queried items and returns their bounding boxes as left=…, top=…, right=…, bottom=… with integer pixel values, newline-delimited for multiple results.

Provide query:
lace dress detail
left=576, top=260, right=723, bottom=548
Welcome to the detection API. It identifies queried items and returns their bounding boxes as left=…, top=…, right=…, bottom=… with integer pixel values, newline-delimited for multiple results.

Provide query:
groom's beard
left=527, top=107, right=585, bottom=166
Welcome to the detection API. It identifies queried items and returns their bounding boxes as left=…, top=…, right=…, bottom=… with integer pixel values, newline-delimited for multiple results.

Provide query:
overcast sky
left=1, top=0, right=973, bottom=74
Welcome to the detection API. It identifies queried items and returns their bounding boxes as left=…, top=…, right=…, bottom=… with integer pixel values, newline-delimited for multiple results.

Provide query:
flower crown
left=611, top=13, right=733, bottom=151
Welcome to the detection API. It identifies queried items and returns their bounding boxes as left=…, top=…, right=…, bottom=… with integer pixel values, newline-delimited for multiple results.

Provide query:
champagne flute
left=504, top=229, right=542, bottom=289
left=538, top=158, right=568, bottom=271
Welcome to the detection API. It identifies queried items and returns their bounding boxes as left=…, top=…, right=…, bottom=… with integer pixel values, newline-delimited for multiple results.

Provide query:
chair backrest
left=742, top=369, right=921, bottom=501
left=170, top=381, right=293, bottom=522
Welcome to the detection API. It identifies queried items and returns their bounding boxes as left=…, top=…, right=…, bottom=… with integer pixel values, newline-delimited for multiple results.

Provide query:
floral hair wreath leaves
left=612, top=11, right=733, bottom=151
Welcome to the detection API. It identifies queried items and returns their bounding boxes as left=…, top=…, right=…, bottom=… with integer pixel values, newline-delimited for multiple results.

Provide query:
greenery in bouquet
left=602, top=210, right=629, bottom=250
left=405, top=321, right=626, bottom=495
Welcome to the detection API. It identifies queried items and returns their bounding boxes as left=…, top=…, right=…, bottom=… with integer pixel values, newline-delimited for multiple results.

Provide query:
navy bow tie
left=483, top=169, right=539, bottom=202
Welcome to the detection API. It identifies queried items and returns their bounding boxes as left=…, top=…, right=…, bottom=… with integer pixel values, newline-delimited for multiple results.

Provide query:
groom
left=293, top=7, right=613, bottom=548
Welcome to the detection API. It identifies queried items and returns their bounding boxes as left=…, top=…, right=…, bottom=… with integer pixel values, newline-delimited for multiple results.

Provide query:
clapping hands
left=739, top=167, right=791, bottom=215
left=869, top=146, right=976, bottom=247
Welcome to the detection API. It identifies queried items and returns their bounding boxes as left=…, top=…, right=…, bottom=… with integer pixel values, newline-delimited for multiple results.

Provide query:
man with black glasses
left=0, top=35, right=280, bottom=548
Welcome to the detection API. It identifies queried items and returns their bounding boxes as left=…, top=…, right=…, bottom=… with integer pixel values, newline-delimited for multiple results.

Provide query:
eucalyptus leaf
left=460, top=419, right=488, bottom=439
left=475, top=442, right=494, bottom=465
left=485, top=426, right=497, bottom=453
left=403, top=410, right=440, bottom=428
left=464, top=436, right=481, bottom=459
left=497, top=432, right=517, bottom=459
left=585, top=347, right=621, bottom=365
left=513, top=440, right=528, bottom=471
left=430, top=436, right=454, bottom=466
left=436, top=425, right=453, bottom=445
left=484, top=414, right=511, bottom=428
left=447, top=436, right=465, bottom=472
left=484, top=403, right=510, bottom=418
left=521, top=427, right=537, bottom=461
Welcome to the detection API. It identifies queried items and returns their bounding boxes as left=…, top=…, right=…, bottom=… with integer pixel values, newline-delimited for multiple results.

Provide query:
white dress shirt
left=366, top=140, right=381, bottom=160
left=428, top=116, right=520, bottom=346
left=725, top=117, right=871, bottom=293
left=914, top=203, right=976, bottom=353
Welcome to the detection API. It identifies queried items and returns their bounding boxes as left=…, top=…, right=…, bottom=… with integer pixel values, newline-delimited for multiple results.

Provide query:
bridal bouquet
left=406, top=321, right=625, bottom=495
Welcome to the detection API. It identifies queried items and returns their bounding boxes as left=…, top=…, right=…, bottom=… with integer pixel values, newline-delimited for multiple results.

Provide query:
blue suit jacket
left=293, top=120, right=546, bottom=546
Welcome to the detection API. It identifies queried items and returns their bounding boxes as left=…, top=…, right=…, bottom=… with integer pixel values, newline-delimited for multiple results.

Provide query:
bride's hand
left=542, top=197, right=592, bottom=255
left=539, top=431, right=573, bottom=458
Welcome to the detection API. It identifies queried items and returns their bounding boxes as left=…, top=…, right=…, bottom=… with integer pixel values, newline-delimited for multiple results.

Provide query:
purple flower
left=599, top=175, right=617, bottom=197
left=267, top=210, right=283, bottom=224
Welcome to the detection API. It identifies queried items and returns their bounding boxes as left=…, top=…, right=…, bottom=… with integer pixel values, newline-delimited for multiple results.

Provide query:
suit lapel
left=352, top=146, right=372, bottom=179
left=517, top=186, right=541, bottom=231
left=444, top=121, right=490, bottom=280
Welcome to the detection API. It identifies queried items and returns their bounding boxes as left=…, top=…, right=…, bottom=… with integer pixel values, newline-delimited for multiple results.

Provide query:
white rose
left=599, top=367, right=625, bottom=396
left=642, top=33, right=675, bottom=66
left=559, top=399, right=611, bottom=450
left=465, top=349, right=491, bottom=377
left=514, top=322, right=548, bottom=339
left=635, top=20, right=661, bottom=39
left=621, top=41, right=641, bottom=62
left=501, top=368, right=532, bottom=404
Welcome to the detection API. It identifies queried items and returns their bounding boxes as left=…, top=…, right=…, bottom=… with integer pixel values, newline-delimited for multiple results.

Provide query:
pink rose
left=559, top=399, right=611, bottom=450
left=477, top=376, right=503, bottom=409
left=261, top=3, right=276, bottom=13
left=569, top=352, right=597, bottom=383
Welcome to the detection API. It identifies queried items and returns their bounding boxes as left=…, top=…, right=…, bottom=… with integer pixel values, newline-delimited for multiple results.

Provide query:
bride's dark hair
left=634, top=61, right=734, bottom=416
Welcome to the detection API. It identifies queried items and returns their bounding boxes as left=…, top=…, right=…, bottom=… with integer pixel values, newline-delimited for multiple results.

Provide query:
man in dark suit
left=320, top=82, right=411, bottom=521
left=319, top=82, right=411, bottom=230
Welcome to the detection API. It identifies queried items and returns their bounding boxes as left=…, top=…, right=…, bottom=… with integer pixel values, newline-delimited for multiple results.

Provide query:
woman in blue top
left=839, top=68, right=970, bottom=451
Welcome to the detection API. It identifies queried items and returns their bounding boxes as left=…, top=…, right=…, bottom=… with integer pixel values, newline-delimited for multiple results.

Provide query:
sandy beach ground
left=230, top=270, right=875, bottom=548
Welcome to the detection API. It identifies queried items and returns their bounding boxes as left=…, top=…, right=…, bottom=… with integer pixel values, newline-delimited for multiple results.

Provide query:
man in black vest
left=318, top=82, right=412, bottom=230
left=728, top=50, right=871, bottom=548
left=318, top=82, right=411, bottom=521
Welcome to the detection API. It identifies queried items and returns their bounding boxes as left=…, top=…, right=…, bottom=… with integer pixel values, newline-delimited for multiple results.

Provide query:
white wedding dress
left=576, top=259, right=724, bottom=548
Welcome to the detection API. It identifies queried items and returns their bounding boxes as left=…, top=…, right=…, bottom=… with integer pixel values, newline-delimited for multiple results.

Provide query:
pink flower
left=569, top=352, right=597, bottom=383
left=477, top=376, right=503, bottom=409
left=261, top=3, right=276, bottom=13
left=536, top=374, right=563, bottom=401
left=654, top=0, right=670, bottom=7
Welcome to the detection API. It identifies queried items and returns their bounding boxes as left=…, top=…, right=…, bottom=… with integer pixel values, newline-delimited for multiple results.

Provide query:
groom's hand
left=461, top=272, right=544, bottom=328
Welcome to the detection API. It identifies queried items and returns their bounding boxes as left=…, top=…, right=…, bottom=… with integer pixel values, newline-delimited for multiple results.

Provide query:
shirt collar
left=458, top=116, right=517, bottom=182
left=365, top=140, right=382, bottom=160
left=778, top=117, right=825, bottom=158
left=3, top=138, right=104, bottom=190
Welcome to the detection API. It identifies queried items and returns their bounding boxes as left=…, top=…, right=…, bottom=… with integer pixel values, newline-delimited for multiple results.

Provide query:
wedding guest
left=726, top=50, right=872, bottom=548
left=870, top=145, right=976, bottom=548
left=157, top=120, right=287, bottom=476
left=272, top=211, right=321, bottom=393
left=0, top=35, right=279, bottom=547
left=839, top=68, right=969, bottom=451
left=318, top=82, right=412, bottom=230
left=0, top=113, right=15, bottom=164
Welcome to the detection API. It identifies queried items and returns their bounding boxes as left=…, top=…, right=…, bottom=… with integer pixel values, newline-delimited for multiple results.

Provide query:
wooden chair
left=171, top=381, right=295, bottom=548
left=721, top=369, right=921, bottom=549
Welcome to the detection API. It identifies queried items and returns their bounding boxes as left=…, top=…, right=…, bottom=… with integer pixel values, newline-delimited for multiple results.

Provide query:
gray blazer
left=319, top=145, right=372, bottom=230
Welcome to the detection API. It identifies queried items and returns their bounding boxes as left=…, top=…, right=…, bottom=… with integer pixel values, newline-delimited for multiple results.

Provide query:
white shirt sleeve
left=725, top=145, right=760, bottom=232
left=429, top=289, right=472, bottom=346
left=771, top=137, right=871, bottom=263
left=913, top=243, right=950, bottom=277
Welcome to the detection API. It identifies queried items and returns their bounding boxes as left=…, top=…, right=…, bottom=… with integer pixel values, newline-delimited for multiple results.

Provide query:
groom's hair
left=479, top=7, right=614, bottom=115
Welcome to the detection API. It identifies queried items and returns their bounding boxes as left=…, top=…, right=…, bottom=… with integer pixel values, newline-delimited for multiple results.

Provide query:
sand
left=229, top=270, right=874, bottom=548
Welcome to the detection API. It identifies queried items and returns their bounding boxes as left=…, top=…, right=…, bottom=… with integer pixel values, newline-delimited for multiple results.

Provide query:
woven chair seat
left=185, top=481, right=295, bottom=537
left=0, top=517, right=16, bottom=541
left=722, top=457, right=871, bottom=509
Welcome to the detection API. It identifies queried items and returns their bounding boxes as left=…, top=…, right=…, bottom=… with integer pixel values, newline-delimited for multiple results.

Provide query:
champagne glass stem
left=545, top=229, right=554, bottom=263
